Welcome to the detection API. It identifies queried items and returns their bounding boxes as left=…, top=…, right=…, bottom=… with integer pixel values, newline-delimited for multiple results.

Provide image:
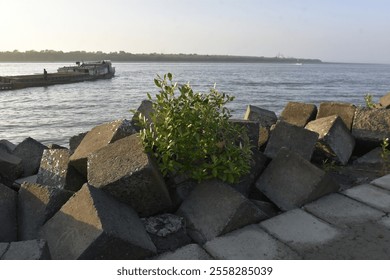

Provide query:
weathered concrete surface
left=131, top=99, right=154, bottom=131
left=88, top=134, right=172, bottom=217
left=204, top=224, right=301, bottom=260
left=69, top=131, right=88, bottom=155
left=371, top=174, right=390, bottom=191
left=251, top=200, right=280, bottom=219
left=229, top=119, right=260, bottom=148
left=0, top=183, right=17, bottom=242
left=0, top=239, right=51, bottom=260
left=13, top=137, right=47, bottom=177
left=0, top=139, right=16, bottom=153
left=256, top=148, right=339, bottom=211
left=0, top=243, right=8, bottom=258
left=379, top=92, right=390, bottom=108
left=142, top=214, right=191, bottom=253
left=69, top=119, right=135, bottom=177
left=279, top=101, right=317, bottom=127
left=316, top=102, right=356, bottom=130
left=41, top=184, right=156, bottom=260
left=264, top=121, right=318, bottom=160
left=306, top=115, right=355, bottom=165
left=353, top=147, right=384, bottom=166
left=37, top=148, right=85, bottom=192
left=154, top=244, right=213, bottom=260
left=343, top=184, right=390, bottom=213
left=244, top=105, right=277, bottom=128
left=177, top=180, right=264, bottom=244
left=18, top=182, right=73, bottom=240
left=0, top=149, right=23, bottom=185
left=352, top=108, right=390, bottom=149
left=14, top=175, right=37, bottom=186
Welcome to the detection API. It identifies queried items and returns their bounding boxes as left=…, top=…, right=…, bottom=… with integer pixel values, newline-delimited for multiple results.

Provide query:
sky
left=1, top=0, right=390, bottom=63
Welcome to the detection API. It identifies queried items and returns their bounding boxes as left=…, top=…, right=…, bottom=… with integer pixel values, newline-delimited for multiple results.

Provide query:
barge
left=0, top=60, right=115, bottom=90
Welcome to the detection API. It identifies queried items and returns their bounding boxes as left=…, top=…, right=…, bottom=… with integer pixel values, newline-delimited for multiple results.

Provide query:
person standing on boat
left=43, top=69, right=48, bottom=80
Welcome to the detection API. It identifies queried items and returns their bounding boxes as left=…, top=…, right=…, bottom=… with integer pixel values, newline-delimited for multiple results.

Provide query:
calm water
left=1, top=62, right=390, bottom=147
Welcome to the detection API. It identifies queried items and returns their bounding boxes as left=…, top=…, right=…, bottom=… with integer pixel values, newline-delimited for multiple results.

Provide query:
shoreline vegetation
left=0, top=50, right=322, bottom=63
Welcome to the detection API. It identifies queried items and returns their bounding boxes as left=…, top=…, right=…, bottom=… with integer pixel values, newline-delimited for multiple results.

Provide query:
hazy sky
left=1, top=0, right=389, bottom=63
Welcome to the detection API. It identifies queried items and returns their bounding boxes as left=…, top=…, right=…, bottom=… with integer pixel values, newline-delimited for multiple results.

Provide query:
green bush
left=133, top=73, right=252, bottom=183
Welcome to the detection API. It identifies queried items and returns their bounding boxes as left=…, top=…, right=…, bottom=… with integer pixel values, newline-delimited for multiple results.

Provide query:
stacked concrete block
left=305, top=115, right=355, bottom=165
left=316, top=102, right=356, bottom=130
left=18, top=182, right=73, bottom=240
left=371, top=174, right=390, bottom=191
left=256, top=148, right=339, bottom=211
left=0, top=149, right=23, bottom=185
left=229, top=119, right=260, bottom=148
left=154, top=244, right=213, bottom=260
left=204, top=224, right=301, bottom=260
left=379, top=92, right=390, bottom=108
left=88, top=134, right=172, bottom=217
left=0, top=240, right=51, bottom=260
left=41, top=184, right=156, bottom=260
left=37, top=148, right=85, bottom=192
left=69, top=131, right=88, bottom=155
left=176, top=180, right=265, bottom=244
left=342, top=184, right=390, bottom=213
left=0, top=184, right=17, bottom=242
left=279, top=102, right=317, bottom=127
left=131, top=99, right=154, bottom=131
left=69, top=119, right=135, bottom=177
left=264, top=121, right=318, bottom=160
left=0, top=140, right=16, bottom=153
left=13, top=137, right=47, bottom=177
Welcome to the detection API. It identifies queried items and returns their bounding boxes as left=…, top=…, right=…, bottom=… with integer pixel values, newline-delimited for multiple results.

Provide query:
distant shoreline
left=0, top=50, right=322, bottom=64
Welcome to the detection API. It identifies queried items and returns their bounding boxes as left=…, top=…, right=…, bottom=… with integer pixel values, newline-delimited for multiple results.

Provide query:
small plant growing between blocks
left=381, top=137, right=390, bottom=175
left=133, top=73, right=252, bottom=183
left=364, top=93, right=376, bottom=109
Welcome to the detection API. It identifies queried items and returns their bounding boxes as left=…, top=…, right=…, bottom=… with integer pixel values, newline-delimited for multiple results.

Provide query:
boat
left=0, top=60, right=115, bottom=91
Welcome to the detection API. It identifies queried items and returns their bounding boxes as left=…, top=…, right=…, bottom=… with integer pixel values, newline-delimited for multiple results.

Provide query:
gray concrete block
left=204, top=224, right=301, bottom=260
left=229, top=119, right=260, bottom=148
left=41, top=184, right=156, bottom=260
left=371, top=174, right=390, bottom=191
left=88, top=134, right=172, bottom=217
left=379, top=92, right=390, bottom=108
left=154, top=244, right=213, bottom=260
left=18, top=182, right=73, bottom=240
left=264, top=121, right=318, bottom=160
left=0, top=149, right=23, bottom=185
left=353, top=147, right=384, bottom=166
left=131, top=99, right=154, bottom=131
left=69, top=131, right=88, bottom=155
left=342, top=184, right=390, bottom=213
left=37, top=149, right=85, bottom=192
left=0, top=239, right=51, bottom=260
left=0, top=183, right=17, bottom=242
left=244, top=105, right=277, bottom=128
left=177, top=180, right=264, bottom=244
left=13, top=137, right=47, bottom=177
left=306, top=115, right=355, bottom=165
left=0, top=243, right=8, bottom=258
left=304, top=193, right=385, bottom=228
left=69, top=119, right=135, bottom=177
left=14, top=175, right=37, bottom=185
left=280, top=101, right=317, bottom=127
left=316, top=102, right=356, bottom=130
left=256, top=148, right=339, bottom=211
left=0, top=140, right=16, bottom=153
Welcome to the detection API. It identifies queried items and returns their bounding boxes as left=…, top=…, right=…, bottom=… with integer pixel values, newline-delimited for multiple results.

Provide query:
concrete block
left=264, top=121, right=318, bottom=160
left=69, top=131, right=88, bottom=155
left=0, top=149, right=23, bottom=185
left=244, top=105, right=277, bottom=128
left=0, top=139, right=16, bottom=153
left=256, top=148, right=339, bottom=211
left=154, top=244, right=213, bottom=260
left=41, top=184, right=156, bottom=260
left=69, top=119, right=135, bottom=177
left=88, top=134, right=172, bottom=217
left=131, top=99, right=154, bottom=131
left=353, top=147, right=384, bottom=166
left=229, top=119, right=260, bottom=148
left=37, top=149, right=85, bottom=192
left=0, top=239, right=51, bottom=260
left=18, top=182, right=73, bottom=240
left=142, top=214, right=191, bottom=253
left=204, top=224, right=301, bottom=260
left=280, top=101, right=317, bottom=127
left=343, top=184, right=390, bottom=213
left=316, top=102, right=356, bottom=130
left=304, top=193, right=385, bottom=228
left=0, top=243, right=8, bottom=258
left=305, top=115, right=355, bottom=165
left=0, top=183, right=17, bottom=242
left=13, top=137, right=47, bottom=177
left=371, top=174, right=390, bottom=191
left=177, top=180, right=264, bottom=244
left=379, top=92, right=390, bottom=108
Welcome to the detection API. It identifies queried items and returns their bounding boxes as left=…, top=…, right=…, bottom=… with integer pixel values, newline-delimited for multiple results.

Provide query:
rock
left=47, top=144, right=67, bottom=149
left=229, top=119, right=259, bottom=148
left=244, top=105, right=277, bottom=128
left=154, top=244, right=213, bottom=260
left=69, top=119, right=136, bottom=177
left=0, top=149, right=23, bottom=185
left=87, top=134, right=172, bottom=217
left=0, top=184, right=17, bottom=242
left=305, top=115, right=355, bottom=165
left=0, top=140, right=16, bottom=153
left=256, top=148, right=339, bottom=211
left=18, top=182, right=73, bottom=240
left=379, top=92, right=390, bottom=108
left=131, top=99, right=154, bottom=131
left=13, top=137, right=47, bottom=177
left=176, top=180, right=265, bottom=244
left=352, top=108, right=390, bottom=152
left=279, top=101, right=317, bottom=127
left=37, top=149, right=85, bottom=192
left=353, top=147, right=384, bottom=166
left=258, top=126, right=270, bottom=149
left=264, top=121, right=318, bottom=160
left=142, top=214, right=191, bottom=253
left=69, top=131, right=88, bottom=155
left=0, top=239, right=51, bottom=260
left=316, top=102, right=356, bottom=130
left=41, top=184, right=156, bottom=260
